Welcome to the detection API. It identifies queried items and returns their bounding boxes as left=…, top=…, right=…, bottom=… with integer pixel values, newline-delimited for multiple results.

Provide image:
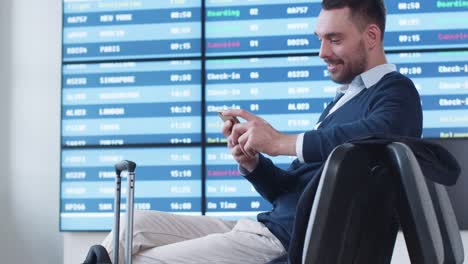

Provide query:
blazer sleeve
left=302, top=76, right=422, bottom=163
left=243, top=154, right=290, bottom=203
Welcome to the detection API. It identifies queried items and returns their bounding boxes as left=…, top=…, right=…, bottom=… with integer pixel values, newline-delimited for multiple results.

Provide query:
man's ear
left=365, top=24, right=381, bottom=50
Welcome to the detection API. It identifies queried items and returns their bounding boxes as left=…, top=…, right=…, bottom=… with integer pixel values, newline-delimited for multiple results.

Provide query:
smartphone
left=218, top=112, right=240, bottom=124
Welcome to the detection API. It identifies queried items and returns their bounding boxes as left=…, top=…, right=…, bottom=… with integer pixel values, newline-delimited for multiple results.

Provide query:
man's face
left=315, top=8, right=369, bottom=84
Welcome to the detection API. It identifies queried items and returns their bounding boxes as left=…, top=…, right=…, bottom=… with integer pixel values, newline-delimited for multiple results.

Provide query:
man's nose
left=319, top=41, right=331, bottom=59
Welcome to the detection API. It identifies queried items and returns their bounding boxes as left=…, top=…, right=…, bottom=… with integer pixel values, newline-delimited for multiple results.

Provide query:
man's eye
left=330, top=39, right=340, bottom=44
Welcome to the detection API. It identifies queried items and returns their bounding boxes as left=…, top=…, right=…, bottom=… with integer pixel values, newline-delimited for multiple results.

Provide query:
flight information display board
left=205, top=0, right=318, bottom=56
left=384, top=0, right=468, bottom=51
left=205, top=56, right=335, bottom=143
left=60, top=0, right=468, bottom=231
left=205, top=0, right=468, bottom=57
left=62, top=60, right=201, bottom=146
left=205, top=146, right=294, bottom=219
left=61, top=147, right=202, bottom=230
left=206, top=52, right=468, bottom=142
left=388, top=51, right=468, bottom=138
left=63, top=0, right=202, bottom=61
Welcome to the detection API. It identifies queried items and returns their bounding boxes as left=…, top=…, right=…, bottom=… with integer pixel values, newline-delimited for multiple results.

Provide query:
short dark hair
left=321, top=0, right=386, bottom=39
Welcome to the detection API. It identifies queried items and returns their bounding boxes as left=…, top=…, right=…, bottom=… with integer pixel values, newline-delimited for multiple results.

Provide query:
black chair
left=297, top=142, right=464, bottom=264
left=302, top=143, right=398, bottom=264
left=386, top=142, right=464, bottom=264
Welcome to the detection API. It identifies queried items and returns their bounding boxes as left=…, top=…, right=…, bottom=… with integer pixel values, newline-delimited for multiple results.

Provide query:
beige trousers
left=102, top=210, right=285, bottom=264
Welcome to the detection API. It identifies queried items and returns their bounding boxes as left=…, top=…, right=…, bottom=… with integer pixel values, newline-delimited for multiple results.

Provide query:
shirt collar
left=335, top=63, right=396, bottom=95
left=360, top=63, right=397, bottom=88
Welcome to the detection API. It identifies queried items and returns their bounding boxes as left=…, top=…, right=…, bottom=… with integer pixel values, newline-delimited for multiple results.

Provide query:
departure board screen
left=205, top=0, right=468, bottom=57
left=205, top=52, right=468, bottom=143
left=384, top=1, right=468, bottom=51
left=388, top=51, right=468, bottom=138
left=62, top=60, right=201, bottom=146
left=61, top=147, right=202, bottom=230
left=61, top=0, right=468, bottom=231
left=205, top=56, right=335, bottom=143
left=63, top=0, right=202, bottom=61
left=205, top=0, right=318, bottom=56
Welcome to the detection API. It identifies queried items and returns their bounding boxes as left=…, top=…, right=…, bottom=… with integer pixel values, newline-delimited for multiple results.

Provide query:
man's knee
left=130, top=210, right=156, bottom=232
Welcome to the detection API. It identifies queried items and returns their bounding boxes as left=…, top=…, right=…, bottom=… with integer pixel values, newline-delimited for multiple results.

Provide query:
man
left=221, top=0, right=422, bottom=257
left=101, top=0, right=422, bottom=263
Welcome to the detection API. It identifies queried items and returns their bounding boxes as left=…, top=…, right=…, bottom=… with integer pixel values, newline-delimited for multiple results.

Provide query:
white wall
left=0, top=0, right=63, bottom=263
left=64, top=232, right=107, bottom=264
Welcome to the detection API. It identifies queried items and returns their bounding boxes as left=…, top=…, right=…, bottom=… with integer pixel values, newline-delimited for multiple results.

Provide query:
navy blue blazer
left=245, top=71, right=424, bottom=250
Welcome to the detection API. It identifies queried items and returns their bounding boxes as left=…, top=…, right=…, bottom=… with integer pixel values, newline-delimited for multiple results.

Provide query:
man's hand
left=222, top=109, right=298, bottom=158
left=222, top=118, right=259, bottom=172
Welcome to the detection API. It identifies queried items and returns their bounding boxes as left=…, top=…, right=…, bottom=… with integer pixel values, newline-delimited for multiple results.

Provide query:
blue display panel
left=205, top=0, right=318, bottom=57
left=61, top=147, right=202, bottom=231
left=205, top=146, right=295, bottom=219
left=205, top=0, right=468, bottom=57
left=62, top=60, right=202, bottom=146
left=60, top=1, right=468, bottom=231
left=384, top=0, right=468, bottom=51
left=205, top=56, right=336, bottom=143
left=206, top=51, right=468, bottom=141
left=387, top=51, right=468, bottom=138
left=63, top=0, right=201, bottom=61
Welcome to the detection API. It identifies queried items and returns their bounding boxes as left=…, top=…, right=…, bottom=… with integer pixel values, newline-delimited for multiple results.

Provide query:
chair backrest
left=426, top=181, right=465, bottom=264
left=386, top=142, right=464, bottom=264
left=301, top=142, right=464, bottom=264
left=302, top=143, right=399, bottom=264
left=386, top=142, right=444, bottom=263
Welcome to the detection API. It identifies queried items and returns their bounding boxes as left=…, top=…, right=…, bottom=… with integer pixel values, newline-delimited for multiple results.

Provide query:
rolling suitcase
left=83, top=160, right=137, bottom=264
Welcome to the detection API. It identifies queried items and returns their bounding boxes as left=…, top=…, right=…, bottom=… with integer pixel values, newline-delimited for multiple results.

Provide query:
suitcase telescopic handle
left=113, top=160, right=137, bottom=264
left=115, top=160, right=137, bottom=175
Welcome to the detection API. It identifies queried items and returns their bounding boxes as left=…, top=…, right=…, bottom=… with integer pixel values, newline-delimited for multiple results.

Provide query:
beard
left=328, top=39, right=368, bottom=84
